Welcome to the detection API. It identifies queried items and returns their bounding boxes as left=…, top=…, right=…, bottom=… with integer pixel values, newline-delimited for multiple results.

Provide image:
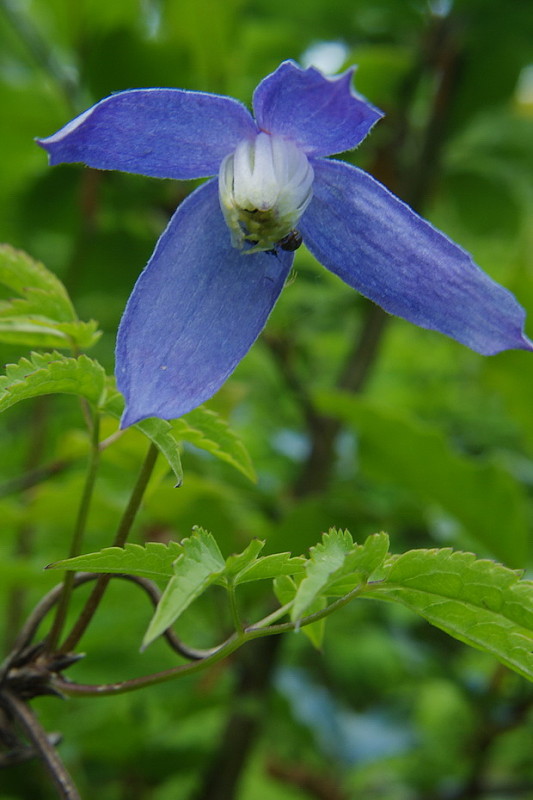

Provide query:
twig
left=2, top=689, right=81, bottom=800
left=2, top=572, right=215, bottom=678
left=51, top=583, right=368, bottom=698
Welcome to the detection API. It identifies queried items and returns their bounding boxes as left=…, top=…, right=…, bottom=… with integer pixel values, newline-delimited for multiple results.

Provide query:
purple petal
left=300, top=159, right=533, bottom=355
left=37, top=89, right=257, bottom=180
left=252, top=60, right=383, bottom=158
left=116, top=179, right=293, bottom=425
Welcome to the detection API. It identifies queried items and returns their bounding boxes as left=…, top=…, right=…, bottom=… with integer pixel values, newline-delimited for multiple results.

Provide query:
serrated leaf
left=291, top=529, right=356, bottom=622
left=173, top=406, right=256, bottom=482
left=104, top=388, right=183, bottom=484
left=47, top=541, right=184, bottom=579
left=273, top=574, right=325, bottom=647
left=235, top=553, right=307, bottom=585
left=371, top=549, right=533, bottom=681
left=0, top=245, right=102, bottom=349
left=290, top=531, right=389, bottom=620
left=223, top=539, right=266, bottom=580
left=142, top=528, right=226, bottom=648
left=52, top=320, right=101, bottom=349
left=0, top=244, right=75, bottom=321
left=216, top=539, right=305, bottom=586
left=327, top=532, right=390, bottom=596
left=0, top=352, right=107, bottom=413
left=0, top=316, right=101, bottom=350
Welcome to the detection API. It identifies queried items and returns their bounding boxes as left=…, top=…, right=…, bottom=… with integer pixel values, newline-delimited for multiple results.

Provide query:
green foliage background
left=0, top=0, right=532, bottom=798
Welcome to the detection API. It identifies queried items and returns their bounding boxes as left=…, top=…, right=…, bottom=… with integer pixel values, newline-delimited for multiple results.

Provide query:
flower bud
left=218, top=132, right=314, bottom=253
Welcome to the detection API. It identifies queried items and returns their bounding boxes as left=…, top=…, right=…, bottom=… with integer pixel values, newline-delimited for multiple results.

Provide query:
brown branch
left=2, top=572, right=212, bottom=687
left=1, top=689, right=81, bottom=800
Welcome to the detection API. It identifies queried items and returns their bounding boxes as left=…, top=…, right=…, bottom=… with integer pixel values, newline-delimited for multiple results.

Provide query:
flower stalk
left=61, top=441, right=159, bottom=652
left=46, top=412, right=101, bottom=652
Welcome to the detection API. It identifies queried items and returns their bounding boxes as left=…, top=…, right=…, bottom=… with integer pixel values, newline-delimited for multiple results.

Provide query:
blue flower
left=37, top=61, right=532, bottom=426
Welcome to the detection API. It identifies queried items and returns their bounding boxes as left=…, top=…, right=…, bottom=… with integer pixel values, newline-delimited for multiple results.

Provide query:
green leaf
left=47, top=541, right=184, bottom=579
left=291, top=529, right=355, bottom=622
left=234, top=552, right=307, bottom=585
left=292, top=531, right=389, bottom=621
left=0, top=245, right=101, bottom=349
left=174, top=406, right=256, bottom=482
left=371, top=549, right=533, bottom=681
left=0, top=244, right=75, bottom=320
left=104, top=390, right=253, bottom=486
left=0, top=317, right=101, bottom=349
left=104, top=388, right=183, bottom=485
left=327, top=532, right=391, bottom=595
left=218, top=538, right=306, bottom=585
left=222, top=539, right=266, bottom=580
left=317, top=392, right=528, bottom=566
left=142, top=528, right=226, bottom=649
left=49, top=320, right=101, bottom=349
left=0, top=352, right=107, bottom=413
left=273, top=574, right=297, bottom=607
left=274, top=574, right=326, bottom=649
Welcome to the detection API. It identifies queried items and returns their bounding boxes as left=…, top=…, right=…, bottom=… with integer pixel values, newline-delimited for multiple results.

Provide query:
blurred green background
left=0, top=0, right=532, bottom=798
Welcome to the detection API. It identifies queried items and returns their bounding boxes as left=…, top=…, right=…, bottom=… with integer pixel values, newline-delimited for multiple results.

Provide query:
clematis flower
left=37, top=61, right=532, bottom=426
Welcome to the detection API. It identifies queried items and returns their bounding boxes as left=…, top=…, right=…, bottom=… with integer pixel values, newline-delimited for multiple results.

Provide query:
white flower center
left=218, top=132, right=314, bottom=253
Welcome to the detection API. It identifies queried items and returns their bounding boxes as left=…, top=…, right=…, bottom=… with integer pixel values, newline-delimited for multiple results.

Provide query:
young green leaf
left=371, top=549, right=533, bottom=681
left=234, top=552, right=307, bottom=585
left=217, top=539, right=305, bottom=586
left=292, top=531, right=389, bottom=621
left=0, top=352, right=107, bottom=413
left=222, top=538, right=266, bottom=580
left=327, top=532, right=390, bottom=595
left=291, top=529, right=355, bottom=622
left=274, top=574, right=326, bottom=648
left=174, top=406, right=256, bottom=482
left=47, top=541, right=184, bottom=579
left=142, top=528, right=226, bottom=649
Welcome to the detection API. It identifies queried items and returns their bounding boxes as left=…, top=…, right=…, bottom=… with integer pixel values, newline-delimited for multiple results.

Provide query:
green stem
left=52, top=584, right=367, bottom=698
left=248, top=601, right=293, bottom=630
left=61, top=442, right=159, bottom=652
left=227, top=583, right=244, bottom=634
left=46, top=413, right=101, bottom=652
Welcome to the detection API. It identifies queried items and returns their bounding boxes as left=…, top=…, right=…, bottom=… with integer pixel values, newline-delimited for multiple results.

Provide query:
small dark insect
left=277, top=230, right=303, bottom=252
